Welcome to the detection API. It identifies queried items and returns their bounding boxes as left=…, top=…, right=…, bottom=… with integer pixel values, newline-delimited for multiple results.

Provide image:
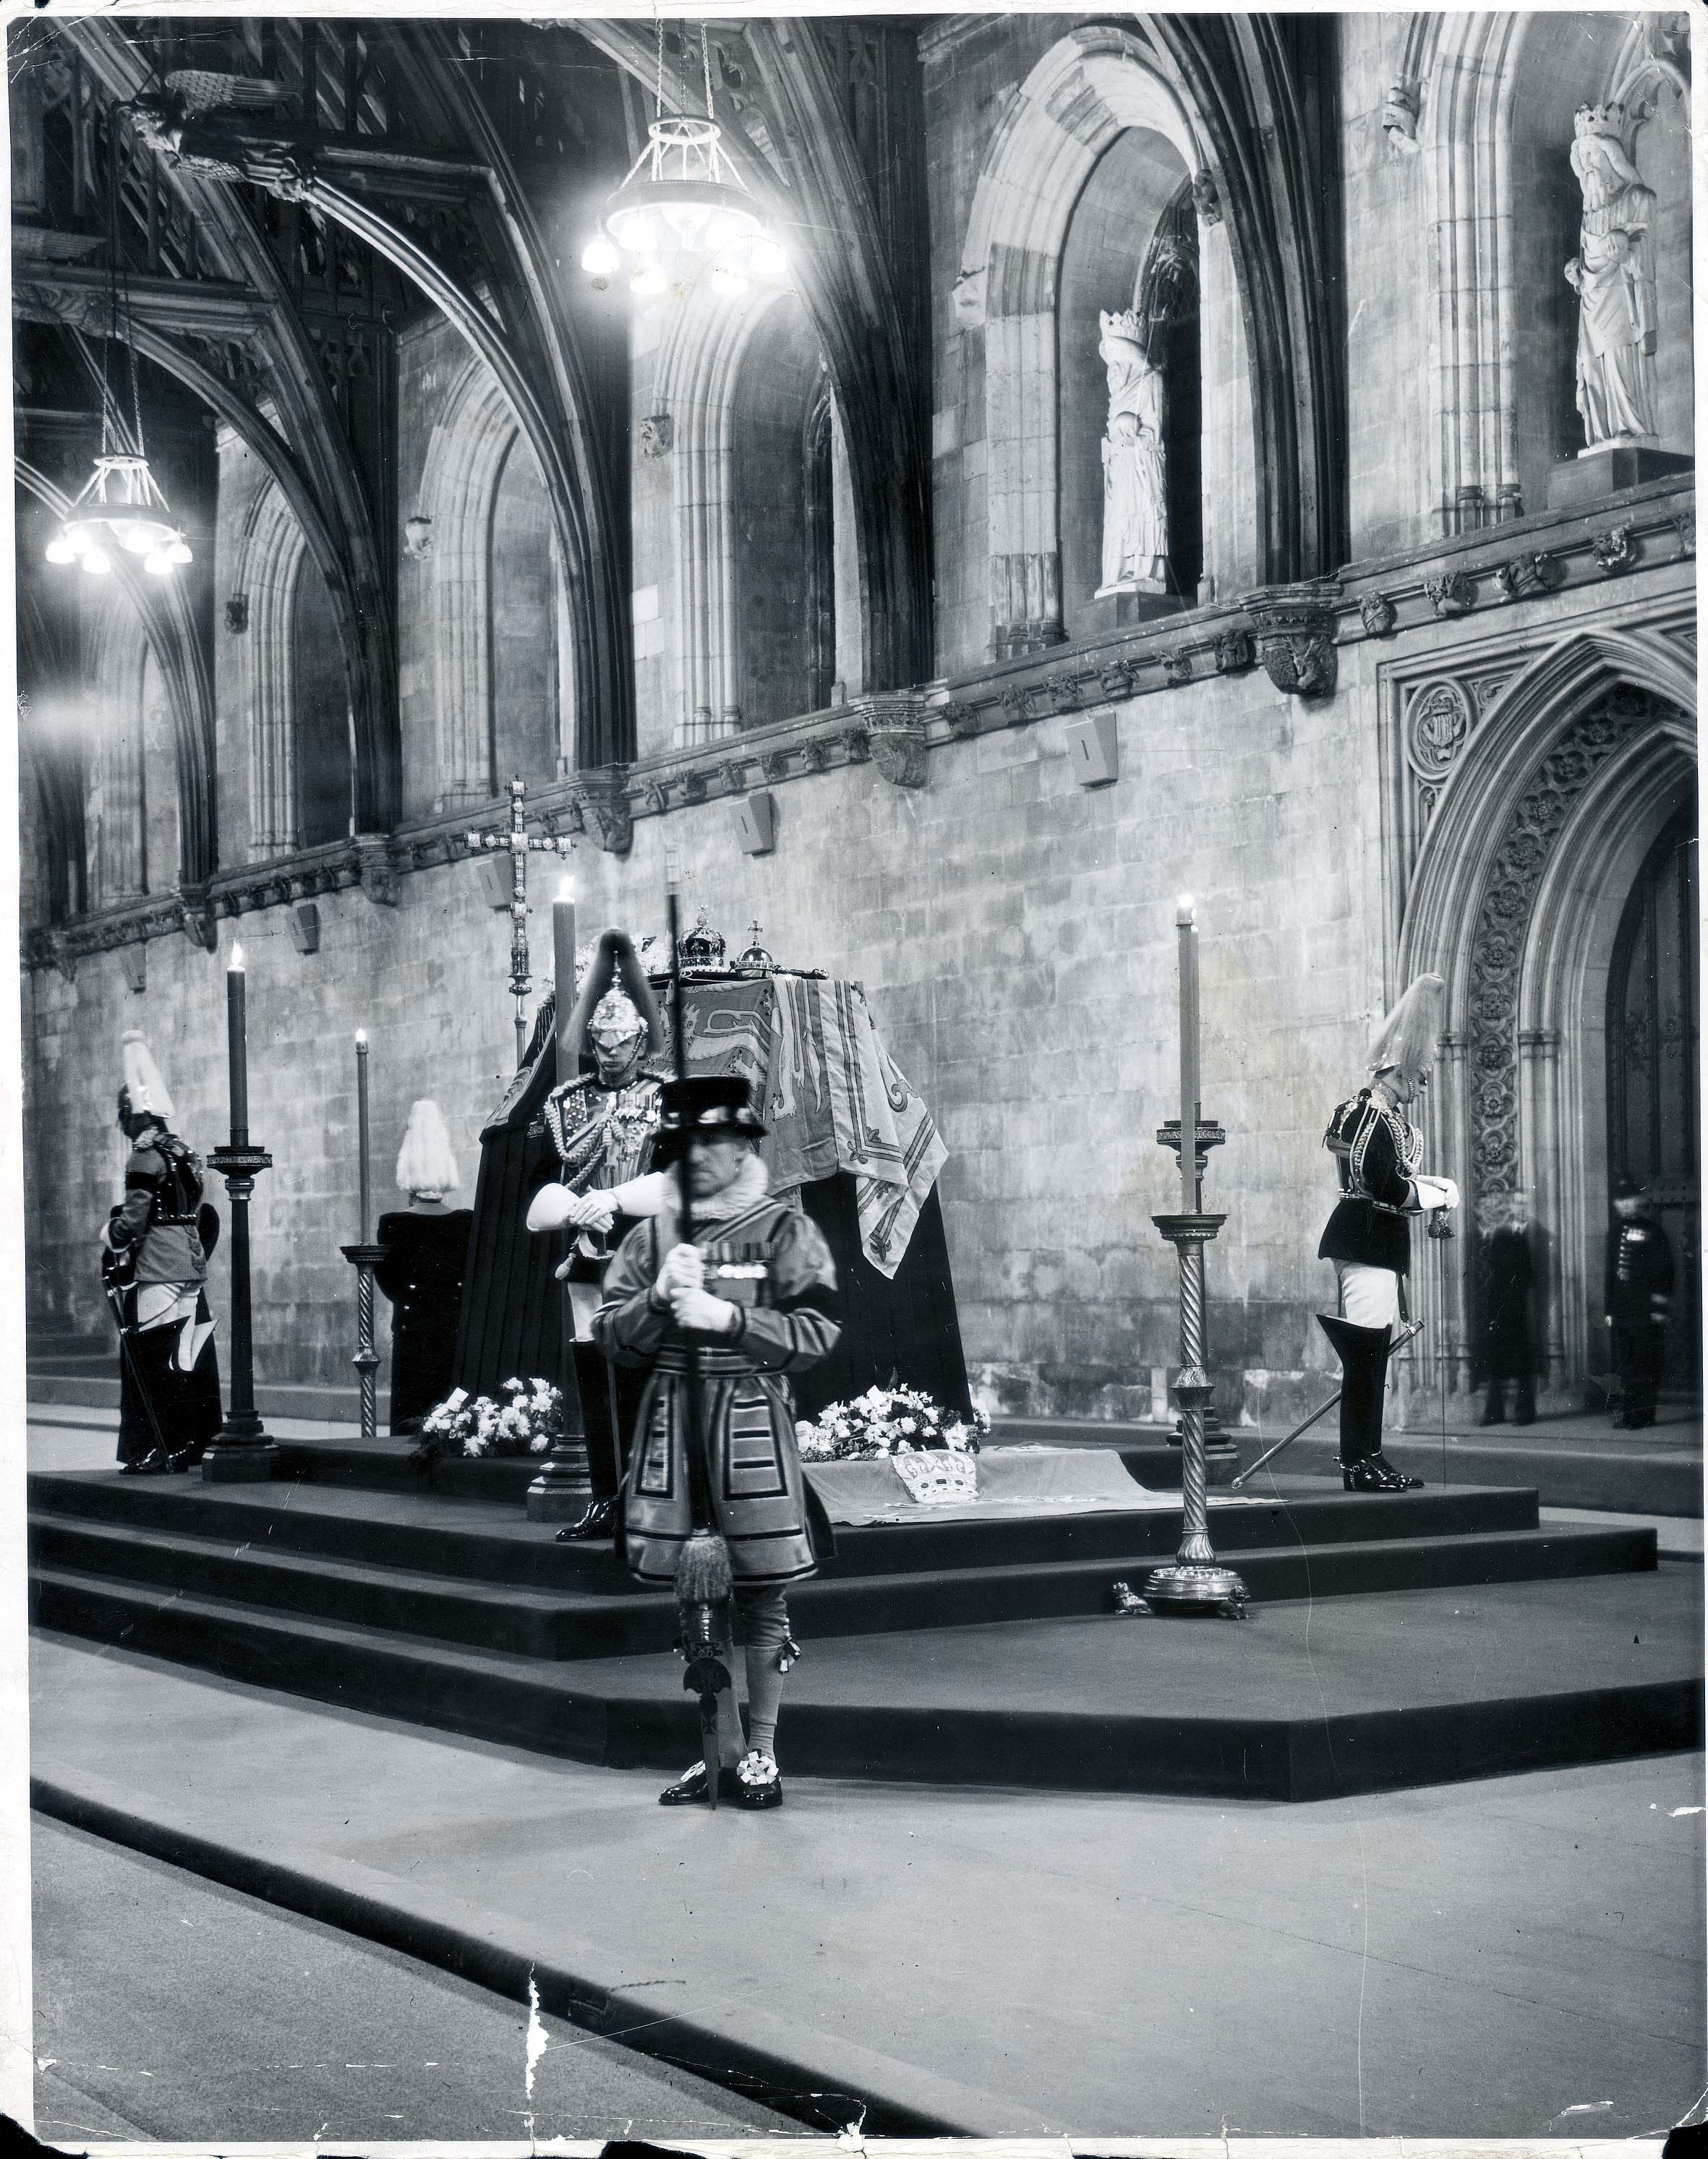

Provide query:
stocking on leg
left=735, top=1583, right=790, bottom=1760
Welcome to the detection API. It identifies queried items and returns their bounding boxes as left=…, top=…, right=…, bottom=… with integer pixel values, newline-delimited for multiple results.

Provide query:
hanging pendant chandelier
left=46, top=453, right=192, bottom=578
left=47, top=130, right=192, bottom=579
left=581, top=25, right=786, bottom=299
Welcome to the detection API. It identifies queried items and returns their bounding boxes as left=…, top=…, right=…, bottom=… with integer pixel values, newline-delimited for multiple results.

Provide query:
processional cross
left=468, top=776, right=574, bottom=1065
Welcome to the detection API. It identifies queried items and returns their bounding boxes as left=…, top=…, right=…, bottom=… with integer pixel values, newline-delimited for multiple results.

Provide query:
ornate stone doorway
left=1605, top=803, right=1699, bottom=1394
left=1393, top=623, right=1697, bottom=1410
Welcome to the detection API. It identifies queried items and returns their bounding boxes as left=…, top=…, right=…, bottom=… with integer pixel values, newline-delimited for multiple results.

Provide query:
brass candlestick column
left=1139, top=899, right=1247, bottom=1617
left=341, top=1030, right=385, bottom=1447
left=203, top=940, right=277, bottom=1484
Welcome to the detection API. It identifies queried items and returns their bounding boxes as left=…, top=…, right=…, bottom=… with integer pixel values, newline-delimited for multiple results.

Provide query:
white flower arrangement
left=414, top=1377, right=566, bottom=1461
left=795, top=1383, right=989, bottom=1463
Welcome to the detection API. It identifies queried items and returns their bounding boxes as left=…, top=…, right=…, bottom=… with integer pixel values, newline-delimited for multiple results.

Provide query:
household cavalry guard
left=1605, top=1172, right=1673, bottom=1429
left=103, top=1030, right=222, bottom=1473
left=1316, top=973, right=1459, bottom=1492
left=526, top=927, right=667, bottom=1539
left=592, top=1074, right=842, bottom=1811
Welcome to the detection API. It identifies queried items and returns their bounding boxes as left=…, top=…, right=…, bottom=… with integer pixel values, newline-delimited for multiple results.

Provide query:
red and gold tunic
left=592, top=1189, right=840, bottom=1585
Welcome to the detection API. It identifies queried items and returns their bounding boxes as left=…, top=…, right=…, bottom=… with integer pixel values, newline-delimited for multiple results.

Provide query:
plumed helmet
left=1367, top=972, right=1446, bottom=1082
left=396, top=1099, right=460, bottom=1199
left=651, top=1074, right=767, bottom=1164
left=116, top=1029, right=175, bottom=1126
left=589, top=986, right=646, bottom=1047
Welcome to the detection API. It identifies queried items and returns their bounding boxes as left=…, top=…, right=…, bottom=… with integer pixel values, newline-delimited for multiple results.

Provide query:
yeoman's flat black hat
left=653, top=1074, right=767, bottom=1162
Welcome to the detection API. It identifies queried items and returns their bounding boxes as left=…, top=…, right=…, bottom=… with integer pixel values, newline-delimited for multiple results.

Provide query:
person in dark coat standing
left=1606, top=1173, right=1673, bottom=1429
left=375, top=1101, right=474, bottom=1435
left=103, top=1031, right=222, bottom=1474
left=1475, top=1191, right=1537, bottom=1426
left=1317, top=974, right=1460, bottom=1491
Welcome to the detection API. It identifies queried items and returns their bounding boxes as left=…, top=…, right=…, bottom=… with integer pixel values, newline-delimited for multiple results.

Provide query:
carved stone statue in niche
left=1564, top=103, right=1658, bottom=449
left=1096, top=309, right=1167, bottom=597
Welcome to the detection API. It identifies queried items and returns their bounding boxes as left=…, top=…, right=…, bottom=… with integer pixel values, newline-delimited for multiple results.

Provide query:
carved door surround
left=1390, top=613, right=1696, bottom=1407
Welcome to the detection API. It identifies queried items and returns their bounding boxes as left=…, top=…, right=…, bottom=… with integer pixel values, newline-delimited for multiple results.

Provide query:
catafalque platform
left=27, top=1432, right=1701, bottom=1803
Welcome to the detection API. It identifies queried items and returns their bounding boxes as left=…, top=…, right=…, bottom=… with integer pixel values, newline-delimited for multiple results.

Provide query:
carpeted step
left=28, top=1562, right=1699, bottom=1800
left=27, top=1466, right=1545, bottom=1586
left=29, top=1489, right=1657, bottom=1662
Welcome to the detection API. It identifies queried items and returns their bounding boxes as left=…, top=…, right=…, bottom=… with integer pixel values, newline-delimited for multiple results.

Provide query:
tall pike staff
left=665, top=885, right=735, bottom=1805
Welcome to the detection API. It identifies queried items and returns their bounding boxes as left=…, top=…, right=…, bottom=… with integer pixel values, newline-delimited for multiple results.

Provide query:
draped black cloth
left=450, top=1007, right=582, bottom=1422
left=795, top=1174, right=971, bottom=1419
left=375, top=1208, right=475, bottom=1432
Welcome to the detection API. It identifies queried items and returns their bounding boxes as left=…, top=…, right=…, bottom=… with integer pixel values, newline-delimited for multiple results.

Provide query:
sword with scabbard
left=664, top=886, right=736, bottom=1806
left=101, top=1241, right=172, bottom=1463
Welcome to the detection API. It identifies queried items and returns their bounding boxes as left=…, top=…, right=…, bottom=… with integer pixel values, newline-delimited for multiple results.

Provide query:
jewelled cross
left=468, top=776, right=573, bottom=1064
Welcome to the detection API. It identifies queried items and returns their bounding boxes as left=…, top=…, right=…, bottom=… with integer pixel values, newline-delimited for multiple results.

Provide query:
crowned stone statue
left=1096, top=309, right=1169, bottom=597
left=1565, top=103, right=1659, bottom=450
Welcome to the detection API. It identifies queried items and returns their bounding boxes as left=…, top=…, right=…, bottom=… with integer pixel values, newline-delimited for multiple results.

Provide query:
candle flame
left=556, top=876, right=574, bottom=903
left=1175, top=894, right=1195, bottom=926
left=355, top=1028, right=368, bottom=1048
left=229, top=939, right=245, bottom=972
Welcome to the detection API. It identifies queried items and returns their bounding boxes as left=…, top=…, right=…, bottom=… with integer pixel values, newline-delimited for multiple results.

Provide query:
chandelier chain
left=701, top=22, right=715, bottom=121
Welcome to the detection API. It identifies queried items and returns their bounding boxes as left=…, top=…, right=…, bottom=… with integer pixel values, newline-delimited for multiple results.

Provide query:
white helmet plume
left=396, top=1100, right=460, bottom=1198
left=1367, top=972, right=1446, bottom=1082
left=119, top=1029, right=175, bottom=1123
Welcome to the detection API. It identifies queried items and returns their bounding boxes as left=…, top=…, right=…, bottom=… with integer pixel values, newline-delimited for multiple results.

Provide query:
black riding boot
left=1318, top=1314, right=1422, bottom=1492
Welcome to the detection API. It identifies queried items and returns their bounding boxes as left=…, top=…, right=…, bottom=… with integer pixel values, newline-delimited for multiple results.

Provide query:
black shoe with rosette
left=735, top=1750, right=784, bottom=1810
left=659, top=1761, right=740, bottom=1806
left=555, top=1497, right=618, bottom=1544
left=119, top=1449, right=168, bottom=1476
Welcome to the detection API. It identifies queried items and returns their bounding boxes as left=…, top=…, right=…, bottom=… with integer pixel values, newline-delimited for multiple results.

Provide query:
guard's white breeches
left=1335, top=1262, right=1400, bottom=1335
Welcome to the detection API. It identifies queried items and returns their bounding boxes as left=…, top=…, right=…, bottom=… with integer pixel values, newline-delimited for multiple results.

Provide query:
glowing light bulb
left=116, top=521, right=153, bottom=554
left=143, top=550, right=174, bottom=576
left=44, top=537, right=76, bottom=565
left=166, top=540, right=192, bottom=565
left=581, top=237, right=620, bottom=281
left=81, top=547, right=112, bottom=576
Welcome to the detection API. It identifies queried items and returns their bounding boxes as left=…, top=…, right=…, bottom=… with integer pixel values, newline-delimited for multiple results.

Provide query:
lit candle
left=227, top=939, right=248, bottom=1142
left=1176, top=896, right=1199, bottom=1210
left=552, top=876, right=577, bottom=1080
left=355, top=1030, right=371, bottom=1244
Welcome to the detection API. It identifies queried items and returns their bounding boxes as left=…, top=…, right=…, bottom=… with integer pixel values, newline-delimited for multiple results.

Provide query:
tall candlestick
left=205, top=939, right=276, bottom=1482
left=552, top=878, right=577, bottom=1079
left=1177, top=897, right=1199, bottom=1209
left=355, top=1030, right=371, bottom=1244
left=227, top=940, right=249, bottom=1141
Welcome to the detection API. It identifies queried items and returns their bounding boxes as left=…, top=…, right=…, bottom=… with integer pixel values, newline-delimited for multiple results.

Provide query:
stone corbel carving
left=354, top=834, right=400, bottom=908
left=1674, top=510, right=1695, bottom=557
left=224, top=593, right=249, bottom=635
left=1098, top=660, right=1137, bottom=699
left=1239, top=580, right=1343, bottom=698
left=1163, top=650, right=1193, bottom=688
left=1493, top=553, right=1557, bottom=604
left=1359, top=594, right=1398, bottom=637
left=639, top=413, right=674, bottom=458
left=801, top=740, right=829, bottom=774
left=1214, top=629, right=1255, bottom=675
left=1381, top=81, right=1421, bottom=156
left=641, top=782, right=668, bottom=816
left=680, top=771, right=707, bottom=805
left=868, top=722, right=928, bottom=789
left=761, top=751, right=791, bottom=782
left=719, top=758, right=748, bottom=796
left=839, top=726, right=873, bottom=766
left=1592, top=523, right=1636, bottom=573
left=1192, top=168, right=1222, bottom=225
left=1425, top=570, right=1474, bottom=617
left=939, top=701, right=981, bottom=740
left=177, top=889, right=218, bottom=952
left=951, top=266, right=987, bottom=330
left=571, top=769, right=636, bottom=855
left=403, top=514, right=434, bottom=561
left=49, top=934, right=77, bottom=986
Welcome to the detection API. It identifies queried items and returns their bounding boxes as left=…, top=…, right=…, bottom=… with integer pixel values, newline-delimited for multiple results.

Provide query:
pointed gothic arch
left=1396, top=624, right=1696, bottom=1403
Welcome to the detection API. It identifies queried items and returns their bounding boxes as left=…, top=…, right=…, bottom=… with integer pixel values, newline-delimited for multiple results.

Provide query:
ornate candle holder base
left=202, top=1432, right=278, bottom=1483
left=526, top=1434, right=597, bottom=1521
left=1137, top=1560, right=1250, bottom=1618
